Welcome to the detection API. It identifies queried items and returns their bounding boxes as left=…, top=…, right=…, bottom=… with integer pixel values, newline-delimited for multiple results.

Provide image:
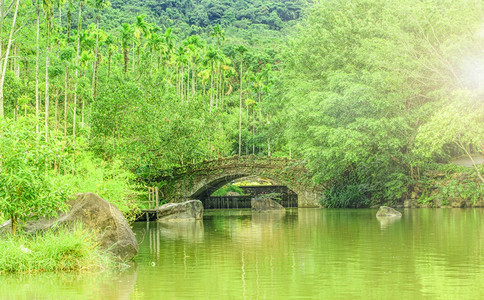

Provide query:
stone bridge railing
left=155, top=156, right=324, bottom=208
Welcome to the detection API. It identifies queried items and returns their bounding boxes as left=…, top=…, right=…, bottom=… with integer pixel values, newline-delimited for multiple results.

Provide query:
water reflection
left=0, top=265, right=139, bottom=299
left=251, top=210, right=286, bottom=224
left=3, top=209, right=484, bottom=299
left=376, top=215, right=402, bottom=229
left=156, top=220, right=204, bottom=243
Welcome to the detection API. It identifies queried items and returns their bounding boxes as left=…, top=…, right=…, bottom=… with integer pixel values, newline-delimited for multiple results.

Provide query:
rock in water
left=376, top=206, right=402, bottom=217
left=251, top=198, right=285, bottom=212
left=157, top=200, right=204, bottom=222
left=22, top=193, right=138, bottom=261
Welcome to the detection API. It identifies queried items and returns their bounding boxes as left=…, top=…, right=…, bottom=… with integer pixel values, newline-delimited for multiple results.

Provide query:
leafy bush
left=211, top=184, right=245, bottom=196
left=322, top=183, right=373, bottom=208
left=57, top=151, right=141, bottom=222
left=0, top=118, right=70, bottom=234
left=440, top=179, right=484, bottom=204
left=0, top=118, right=140, bottom=226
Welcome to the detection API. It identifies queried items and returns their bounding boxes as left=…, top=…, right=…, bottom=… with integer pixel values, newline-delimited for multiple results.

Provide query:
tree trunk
left=219, top=68, right=222, bottom=108
left=66, top=5, right=72, bottom=43
left=210, top=63, right=214, bottom=113
left=123, top=48, right=128, bottom=74
left=54, top=89, right=59, bottom=130
left=45, top=14, right=51, bottom=142
left=11, top=215, right=17, bottom=236
left=186, top=66, right=190, bottom=103
left=35, top=2, right=40, bottom=133
left=192, top=62, right=196, bottom=99
left=108, top=52, right=112, bottom=78
left=64, top=8, right=71, bottom=138
left=238, top=60, right=243, bottom=156
left=0, top=0, right=20, bottom=118
left=0, top=0, right=4, bottom=62
left=252, top=108, right=255, bottom=154
left=57, top=6, right=62, bottom=54
left=267, top=115, right=271, bottom=157
left=132, top=42, right=135, bottom=72
left=81, top=96, right=84, bottom=128
left=246, top=100, right=249, bottom=155
left=267, top=137, right=271, bottom=157
left=64, top=67, right=69, bottom=137
left=14, top=45, right=19, bottom=78
left=455, top=140, right=484, bottom=183
left=92, top=14, right=99, bottom=103
left=73, top=1, right=83, bottom=142
left=181, top=68, right=184, bottom=103
left=13, top=97, right=17, bottom=121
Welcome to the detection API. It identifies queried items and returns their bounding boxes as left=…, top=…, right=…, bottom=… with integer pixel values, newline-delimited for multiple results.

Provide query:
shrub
left=211, top=184, right=245, bottom=196
left=56, top=151, right=140, bottom=221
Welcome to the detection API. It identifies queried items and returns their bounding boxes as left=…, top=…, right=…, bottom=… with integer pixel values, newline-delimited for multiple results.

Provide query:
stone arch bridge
left=156, top=156, right=324, bottom=208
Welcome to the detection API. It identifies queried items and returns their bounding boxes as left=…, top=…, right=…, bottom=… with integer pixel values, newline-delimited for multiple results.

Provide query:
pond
left=1, top=208, right=484, bottom=299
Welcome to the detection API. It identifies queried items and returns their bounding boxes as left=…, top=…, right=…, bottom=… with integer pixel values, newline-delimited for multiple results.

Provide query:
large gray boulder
left=2, top=193, right=138, bottom=261
left=376, top=206, right=402, bottom=217
left=157, top=200, right=204, bottom=222
left=0, top=220, right=10, bottom=237
left=251, top=198, right=285, bottom=212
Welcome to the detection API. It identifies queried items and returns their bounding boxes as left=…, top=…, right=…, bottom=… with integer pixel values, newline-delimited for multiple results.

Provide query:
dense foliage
left=211, top=184, right=245, bottom=197
left=104, top=0, right=307, bottom=31
left=282, top=0, right=484, bottom=207
left=0, top=118, right=69, bottom=234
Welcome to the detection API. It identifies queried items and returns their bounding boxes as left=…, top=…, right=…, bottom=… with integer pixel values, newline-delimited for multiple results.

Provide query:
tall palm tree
left=210, top=24, right=225, bottom=48
left=175, top=46, right=188, bottom=103
left=132, top=14, right=150, bottom=72
left=204, top=46, right=222, bottom=113
left=55, top=0, right=66, bottom=54
left=0, top=0, right=20, bottom=118
left=183, top=35, right=204, bottom=101
left=236, top=45, right=248, bottom=156
left=120, top=23, right=133, bottom=75
left=104, top=33, right=117, bottom=78
left=43, top=0, right=54, bottom=141
left=146, top=28, right=161, bottom=73
left=90, top=0, right=110, bottom=103
left=161, top=27, right=175, bottom=68
left=63, top=0, right=74, bottom=137
left=73, top=0, right=84, bottom=142
left=35, top=0, right=41, bottom=132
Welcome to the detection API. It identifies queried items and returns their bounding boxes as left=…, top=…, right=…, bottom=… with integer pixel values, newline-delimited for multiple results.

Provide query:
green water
left=2, top=208, right=484, bottom=299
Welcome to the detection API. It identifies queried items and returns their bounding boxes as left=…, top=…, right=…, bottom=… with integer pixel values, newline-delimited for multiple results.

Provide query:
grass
left=0, top=225, right=118, bottom=274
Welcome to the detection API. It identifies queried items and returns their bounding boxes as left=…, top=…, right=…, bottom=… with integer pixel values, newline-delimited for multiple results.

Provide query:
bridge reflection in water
left=204, top=185, right=298, bottom=209
left=204, top=196, right=298, bottom=209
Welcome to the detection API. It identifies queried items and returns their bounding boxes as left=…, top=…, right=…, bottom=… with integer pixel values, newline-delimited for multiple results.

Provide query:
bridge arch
left=157, top=156, right=323, bottom=208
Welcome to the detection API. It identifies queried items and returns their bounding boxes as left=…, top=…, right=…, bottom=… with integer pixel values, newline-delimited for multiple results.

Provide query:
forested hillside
left=108, top=0, right=306, bottom=29
left=81, top=0, right=308, bottom=43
